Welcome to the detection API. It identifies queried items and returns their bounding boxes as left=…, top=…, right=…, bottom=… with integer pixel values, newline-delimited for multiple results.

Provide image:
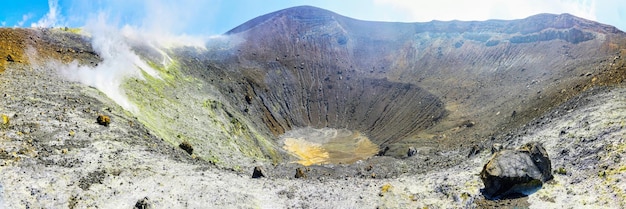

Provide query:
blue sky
left=1, top=0, right=624, bottom=35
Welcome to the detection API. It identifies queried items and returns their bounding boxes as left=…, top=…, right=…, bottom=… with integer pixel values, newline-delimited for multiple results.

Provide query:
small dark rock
left=407, top=147, right=417, bottom=157
left=460, top=120, right=475, bottom=128
left=491, top=143, right=503, bottom=154
left=6, top=54, right=14, bottom=62
left=377, top=146, right=390, bottom=156
left=252, top=166, right=266, bottom=178
left=179, top=141, right=193, bottom=155
left=468, top=144, right=481, bottom=158
left=295, top=167, right=307, bottom=178
left=134, top=197, right=151, bottom=209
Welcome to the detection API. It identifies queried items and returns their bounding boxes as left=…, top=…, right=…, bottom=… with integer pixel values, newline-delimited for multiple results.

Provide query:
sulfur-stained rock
left=480, top=142, right=552, bottom=199
left=96, top=114, right=110, bottom=126
left=1, top=114, right=9, bottom=129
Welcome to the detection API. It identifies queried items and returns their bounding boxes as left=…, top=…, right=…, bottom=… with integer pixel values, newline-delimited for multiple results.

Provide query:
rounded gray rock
left=480, top=142, right=552, bottom=199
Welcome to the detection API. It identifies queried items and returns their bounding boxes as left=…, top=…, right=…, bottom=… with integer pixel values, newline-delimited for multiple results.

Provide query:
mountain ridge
left=226, top=5, right=624, bottom=36
left=171, top=5, right=626, bottom=162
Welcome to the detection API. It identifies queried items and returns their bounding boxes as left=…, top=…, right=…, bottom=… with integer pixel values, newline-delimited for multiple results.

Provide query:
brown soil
left=0, top=28, right=100, bottom=72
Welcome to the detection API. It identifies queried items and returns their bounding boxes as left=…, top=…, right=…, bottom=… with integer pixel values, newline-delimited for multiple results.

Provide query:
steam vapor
left=32, top=0, right=212, bottom=113
left=54, top=14, right=161, bottom=113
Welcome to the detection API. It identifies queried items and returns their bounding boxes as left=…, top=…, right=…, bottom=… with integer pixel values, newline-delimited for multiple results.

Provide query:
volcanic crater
left=173, top=6, right=626, bottom=166
left=1, top=5, right=626, bottom=208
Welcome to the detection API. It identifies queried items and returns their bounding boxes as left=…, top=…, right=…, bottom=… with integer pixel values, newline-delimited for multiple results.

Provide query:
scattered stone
left=377, top=146, right=390, bottom=156
left=252, top=166, right=266, bottom=178
left=68, top=195, right=79, bottom=209
left=96, top=114, right=110, bottom=126
left=0, top=149, right=11, bottom=159
left=78, top=170, right=107, bottom=190
left=179, top=141, right=194, bottom=155
left=407, top=147, right=417, bottom=157
left=491, top=143, right=503, bottom=154
left=134, top=197, right=151, bottom=209
left=555, top=167, right=567, bottom=175
left=480, top=142, right=553, bottom=199
left=295, top=167, right=307, bottom=178
left=468, top=144, right=481, bottom=158
left=6, top=54, right=14, bottom=62
left=460, top=120, right=475, bottom=128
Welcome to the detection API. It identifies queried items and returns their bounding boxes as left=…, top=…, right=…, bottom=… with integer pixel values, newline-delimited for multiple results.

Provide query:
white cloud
left=373, top=0, right=597, bottom=22
left=31, top=0, right=63, bottom=28
left=16, top=14, right=33, bottom=27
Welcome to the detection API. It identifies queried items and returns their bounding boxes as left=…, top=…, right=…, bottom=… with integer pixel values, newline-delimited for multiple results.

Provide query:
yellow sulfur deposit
left=283, top=138, right=330, bottom=166
left=282, top=129, right=379, bottom=166
left=1, top=114, right=9, bottom=128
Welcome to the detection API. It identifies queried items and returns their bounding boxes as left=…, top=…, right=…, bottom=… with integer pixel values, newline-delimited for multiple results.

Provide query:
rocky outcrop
left=480, top=142, right=553, bottom=199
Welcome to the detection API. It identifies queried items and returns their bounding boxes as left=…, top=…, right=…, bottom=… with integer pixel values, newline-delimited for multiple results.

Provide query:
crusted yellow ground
left=283, top=131, right=379, bottom=166
left=283, top=138, right=330, bottom=166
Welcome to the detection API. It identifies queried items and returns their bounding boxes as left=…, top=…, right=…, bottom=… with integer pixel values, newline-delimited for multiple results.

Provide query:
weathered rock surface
left=480, top=142, right=553, bottom=199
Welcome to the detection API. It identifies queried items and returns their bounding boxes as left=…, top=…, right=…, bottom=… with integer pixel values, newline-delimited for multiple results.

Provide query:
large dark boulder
left=480, top=142, right=553, bottom=199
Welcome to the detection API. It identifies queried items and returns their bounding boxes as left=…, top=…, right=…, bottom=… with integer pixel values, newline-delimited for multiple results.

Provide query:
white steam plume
left=55, top=14, right=161, bottom=113
left=32, top=0, right=214, bottom=113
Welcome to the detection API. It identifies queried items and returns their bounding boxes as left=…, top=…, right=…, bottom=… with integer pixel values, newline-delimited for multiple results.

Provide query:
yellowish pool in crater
left=281, top=127, right=379, bottom=166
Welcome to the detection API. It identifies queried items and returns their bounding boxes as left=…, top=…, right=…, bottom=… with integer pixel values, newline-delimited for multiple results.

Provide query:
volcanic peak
left=226, top=5, right=623, bottom=37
